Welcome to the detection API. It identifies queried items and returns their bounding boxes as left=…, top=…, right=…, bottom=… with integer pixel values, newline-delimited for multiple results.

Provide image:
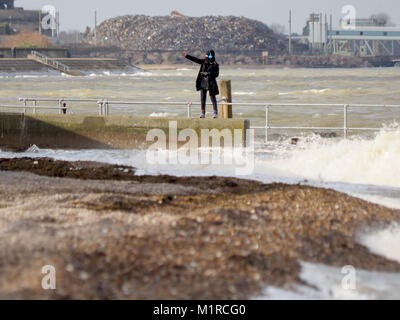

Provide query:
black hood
left=206, top=50, right=216, bottom=63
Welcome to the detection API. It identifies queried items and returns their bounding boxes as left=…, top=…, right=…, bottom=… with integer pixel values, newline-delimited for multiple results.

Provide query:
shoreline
left=135, top=63, right=375, bottom=71
left=0, top=157, right=399, bottom=299
left=136, top=64, right=292, bottom=71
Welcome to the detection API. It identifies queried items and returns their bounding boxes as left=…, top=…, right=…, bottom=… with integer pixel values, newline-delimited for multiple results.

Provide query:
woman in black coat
left=184, top=50, right=219, bottom=118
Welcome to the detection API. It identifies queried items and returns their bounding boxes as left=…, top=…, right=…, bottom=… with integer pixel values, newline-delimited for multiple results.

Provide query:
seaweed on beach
left=0, top=157, right=399, bottom=299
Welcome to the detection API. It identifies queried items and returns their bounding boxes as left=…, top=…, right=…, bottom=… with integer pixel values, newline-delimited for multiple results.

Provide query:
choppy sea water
left=1, top=67, right=400, bottom=299
left=1, top=67, right=400, bottom=129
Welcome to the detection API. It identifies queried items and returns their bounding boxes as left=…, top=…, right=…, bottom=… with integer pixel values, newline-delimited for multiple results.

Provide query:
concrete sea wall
left=0, top=57, right=132, bottom=73
left=0, top=113, right=249, bottom=150
left=0, top=48, right=69, bottom=59
left=0, top=58, right=48, bottom=72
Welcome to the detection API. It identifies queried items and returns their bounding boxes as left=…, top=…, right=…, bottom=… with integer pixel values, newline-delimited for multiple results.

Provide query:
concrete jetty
left=0, top=113, right=249, bottom=150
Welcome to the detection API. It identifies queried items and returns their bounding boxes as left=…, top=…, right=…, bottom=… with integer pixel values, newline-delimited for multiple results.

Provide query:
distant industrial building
left=330, top=19, right=400, bottom=57
left=0, top=0, right=54, bottom=36
left=0, top=0, right=40, bottom=33
left=293, top=13, right=400, bottom=57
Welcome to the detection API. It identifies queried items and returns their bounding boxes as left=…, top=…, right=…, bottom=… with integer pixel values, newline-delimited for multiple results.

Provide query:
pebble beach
left=0, top=158, right=399, bottom=299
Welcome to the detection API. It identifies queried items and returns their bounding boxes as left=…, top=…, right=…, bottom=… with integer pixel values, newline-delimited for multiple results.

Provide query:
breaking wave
left=234, top=91, right=256, bottom=96
left=0, top=70, right=61, bottom=78
left=258, top=261, right=400, bottom=300
left=0, top=68, right=145, bottom=78
left=279, top=88, right=331, bottom=95
left=277, top=88, right=371, bottom=96
left=265, top=125, right=400, bottom=188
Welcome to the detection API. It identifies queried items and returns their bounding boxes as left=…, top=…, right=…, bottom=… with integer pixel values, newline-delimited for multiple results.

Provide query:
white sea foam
left=279, top=89, right=331, bottom=96
left=149, top=112, right=178, bottom=117
left=350, top=193, right=400, bottom=210
left=264, top=126, right=400, bottom=188
left=233, top=91, right=256, bottom=96
left=0, top=70, right=60, bottom=78
left=257, top=261, right=400, bottom=300
left=85, top=69, right=142, bottom=77
left=0, top=68, right=143, bottom=78
left=278, top=88, right=366, bottom=96
left=358, top=224, right=400, bottom=264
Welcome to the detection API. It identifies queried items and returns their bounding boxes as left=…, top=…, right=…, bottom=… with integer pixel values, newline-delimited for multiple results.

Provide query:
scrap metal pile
left=92, top=14, right=287, bottom=53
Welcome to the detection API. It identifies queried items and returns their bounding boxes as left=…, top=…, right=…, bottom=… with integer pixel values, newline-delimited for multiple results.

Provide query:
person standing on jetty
left=183, top=50, right=219, bottom=118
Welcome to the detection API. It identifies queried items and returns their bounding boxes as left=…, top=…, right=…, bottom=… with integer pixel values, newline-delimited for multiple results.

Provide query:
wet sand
left=0, top=157, right=399, bottom=299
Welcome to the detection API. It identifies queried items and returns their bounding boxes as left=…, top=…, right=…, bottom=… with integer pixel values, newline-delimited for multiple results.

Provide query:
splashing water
left=258, top=262, right=400, bottom=300
left=264, top=126, right=400, bottom=188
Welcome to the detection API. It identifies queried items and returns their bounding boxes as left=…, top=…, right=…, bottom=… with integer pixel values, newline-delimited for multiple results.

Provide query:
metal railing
left=30, top=51, right=71, bottom=72
left=15, top=97, right=225, bottom=117
left=15, top=98, right=101, bottom=115
left=1, top=98, right=398, bottom=143
left=0, top=104, right=62, bottom=112
left=219, top=102, right=400, bottom=142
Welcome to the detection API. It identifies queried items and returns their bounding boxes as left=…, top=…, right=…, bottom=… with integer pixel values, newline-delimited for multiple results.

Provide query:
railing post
left=265, top=104, right=271, bottom=143
left=344, top=104, right=349, bottom=139
left=105, top=100, right=109, bottom=116
left=58, top=99, right=63, bottom=114
left=33, top=100, right=37, bottom=114
left=187, top=102, right=192, bottom=118
left=98, top=100, right=103, bottom=115
left=23, top=99, right=27, bottom=114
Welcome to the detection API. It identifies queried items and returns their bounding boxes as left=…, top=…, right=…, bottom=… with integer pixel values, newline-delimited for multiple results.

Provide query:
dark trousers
left=200, top=89, right=218, bottom=114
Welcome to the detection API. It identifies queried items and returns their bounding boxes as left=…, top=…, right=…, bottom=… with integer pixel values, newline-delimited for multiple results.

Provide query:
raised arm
left=184, top=53, right=204, bottom=65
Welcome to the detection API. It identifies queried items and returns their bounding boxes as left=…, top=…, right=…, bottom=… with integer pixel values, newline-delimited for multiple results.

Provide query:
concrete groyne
left=0, top=113, right=249, bottom=150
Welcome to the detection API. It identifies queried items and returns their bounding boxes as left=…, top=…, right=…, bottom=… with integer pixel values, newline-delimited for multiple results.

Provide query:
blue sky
left=17, top=0, right=400, bottom=32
